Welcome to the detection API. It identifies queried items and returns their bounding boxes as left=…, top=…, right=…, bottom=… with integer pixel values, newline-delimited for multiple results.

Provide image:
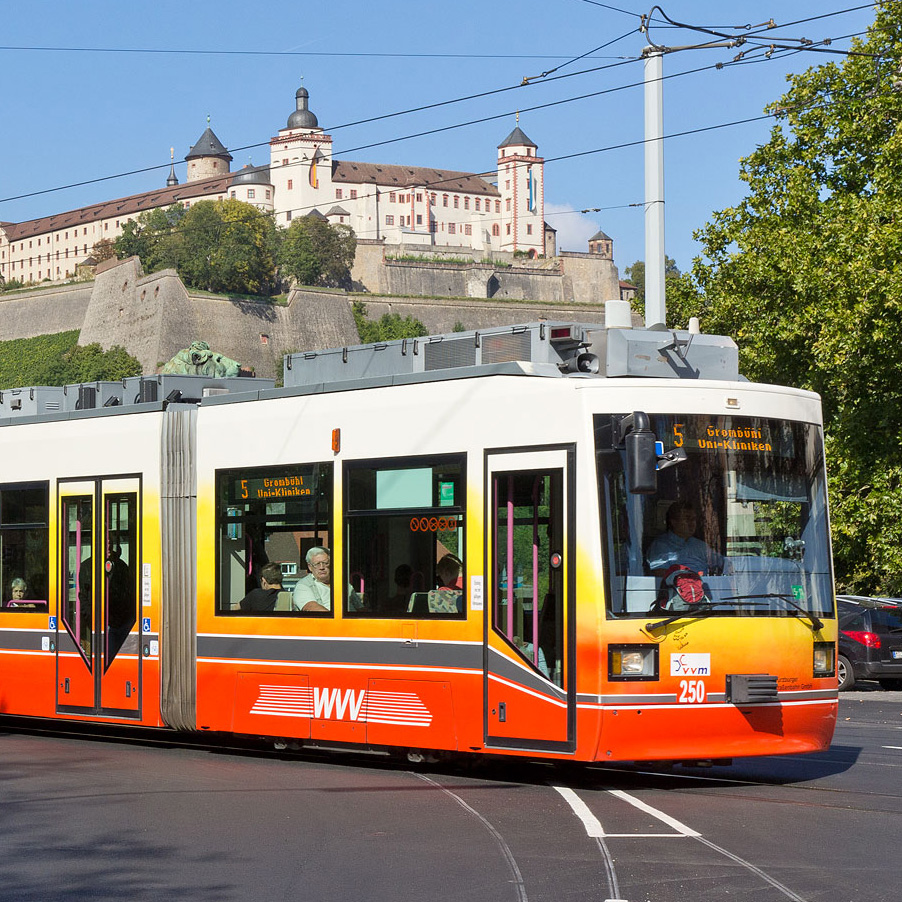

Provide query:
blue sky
left=0, top=1, right=879, bottom=277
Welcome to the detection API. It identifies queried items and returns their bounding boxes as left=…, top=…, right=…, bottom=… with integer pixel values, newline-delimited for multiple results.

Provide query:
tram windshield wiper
left=721, top=593, right=824, bottom=631
left=645, top=602, right=725, bottom=631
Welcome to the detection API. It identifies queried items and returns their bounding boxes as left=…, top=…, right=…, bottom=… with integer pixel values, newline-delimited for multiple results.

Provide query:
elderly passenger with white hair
left=292, top=547, right=363, bottom=612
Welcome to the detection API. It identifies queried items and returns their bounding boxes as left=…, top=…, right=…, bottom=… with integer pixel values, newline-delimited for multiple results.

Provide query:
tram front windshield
left=595, top=414, right=834, bottom=620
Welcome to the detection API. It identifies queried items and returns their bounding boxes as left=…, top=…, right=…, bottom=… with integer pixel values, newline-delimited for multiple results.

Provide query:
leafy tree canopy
left=174, top=199, right=279, bottom=295
left=0, top=331, right=141, bottom=390
left=669, top=6, right=902, bottom=593
left=623, top=257, right=680, bottom=315
left=352, top=302, right=428, bottom=343
left=279, top=217, right=357, bottom=288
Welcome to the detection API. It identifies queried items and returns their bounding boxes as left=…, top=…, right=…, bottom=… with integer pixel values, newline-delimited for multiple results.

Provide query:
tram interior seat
left=407, top=592, right=464, bottom=616
left=274, top=591, right=294, bottom=611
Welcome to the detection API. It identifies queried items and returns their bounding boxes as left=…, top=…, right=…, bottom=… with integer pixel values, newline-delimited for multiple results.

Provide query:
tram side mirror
left=626, top=428, right=658, bottom=494
left=615, top=411, right=658, bottom=495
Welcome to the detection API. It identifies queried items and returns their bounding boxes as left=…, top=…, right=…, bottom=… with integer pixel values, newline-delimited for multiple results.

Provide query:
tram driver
left=646, top=500, right=728, bottom=577
left=292, top=547, right=364, bottom=613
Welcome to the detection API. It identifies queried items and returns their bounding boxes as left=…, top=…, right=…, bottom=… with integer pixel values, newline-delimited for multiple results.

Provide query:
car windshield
left=595, top=413, right=834, bottom=621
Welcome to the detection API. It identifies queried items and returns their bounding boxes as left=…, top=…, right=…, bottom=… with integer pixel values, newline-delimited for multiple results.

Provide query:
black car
left=837, top=595, right=902, bottom=691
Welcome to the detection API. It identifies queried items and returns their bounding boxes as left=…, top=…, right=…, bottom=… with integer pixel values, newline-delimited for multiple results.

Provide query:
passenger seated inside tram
left=384, top=564, right=414, bottom=615
left=6, top=577, right=48, bottom=611
left=424, top=554, right=464, bottom=614
left=646, top=501, right=728, bottom=577
left=292, top=546, right=364, bottom=613
left=239, top=562, right=285, bottom=613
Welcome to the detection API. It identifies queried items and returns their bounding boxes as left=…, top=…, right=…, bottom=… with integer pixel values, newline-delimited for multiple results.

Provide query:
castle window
left=464, top=224, right=472, bottom=236
left=448, top=223, right=456, bottom=235
left=389, top=192, right=395, bottom=202
left=288, top=180, right=293, bottom=190
left=527, top=224, right=533, bottom=235
left=283, top=159, right=289, bottom=166
left=416, top=193, right=422, bottom=202
left=286, top=210, right=292, bottom=221
left=213, top=162, right=218, bottom=169
left=464, top=197, right=469, bottom=210
left=495, top=201, right=501, bottom=213
left=453, top=196, right=459, bottom=209
left=248, top=189, right=255, bottom=199
left=506, top=225, right=511, bottom=235
left=442, top=195, right=448, bottom=207
left=430, top=193, right=436, bottom=205
left=385, top=215, right=394, bottom=225
left=505, top=180, right=510, bottom=190
left=430, top=221, right=438, bottom=233
left=336, top=189, right=343, bottom=199
left=350, top=190, right=357, bottom=199
left=475, top=198, right=481, bottom=211
left=266, top=190, right=271, bottom=199
left=506, top=199, right=511, bottom=211
left=492, top=224, right=500, bottom=237
left=416, top=215, right=422, bottom=225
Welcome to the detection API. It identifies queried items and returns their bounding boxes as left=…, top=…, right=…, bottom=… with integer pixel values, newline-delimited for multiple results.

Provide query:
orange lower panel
left=596, top=700, right=838, bottom=761
left=221, top=667, right=459, bottom=751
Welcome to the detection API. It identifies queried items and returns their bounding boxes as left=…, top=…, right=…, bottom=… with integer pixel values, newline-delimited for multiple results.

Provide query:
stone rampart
left=0, top=281, right=93, bottom=339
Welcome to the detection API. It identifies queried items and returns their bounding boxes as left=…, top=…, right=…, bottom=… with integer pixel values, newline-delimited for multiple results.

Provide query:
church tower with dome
left=269, top=83, right=334, bottom=226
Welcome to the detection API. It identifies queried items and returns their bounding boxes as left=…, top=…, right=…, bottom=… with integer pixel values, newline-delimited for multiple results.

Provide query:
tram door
left=484, top=448, right=575, bottom=751
left=56, top=478, right=142, bottom=717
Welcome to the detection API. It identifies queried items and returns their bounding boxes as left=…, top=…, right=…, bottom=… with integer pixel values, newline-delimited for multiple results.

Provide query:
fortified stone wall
left=2, top=255, right=626, bottom=381
left=0, top=281, right=93, bottom=339
left=351, top=241, right=619, bottom=303
left=78, top=258, right=360, bottom=378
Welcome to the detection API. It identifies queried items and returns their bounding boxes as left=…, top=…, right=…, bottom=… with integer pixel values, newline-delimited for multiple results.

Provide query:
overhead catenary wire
left=0, top=6, right=881, bottom=214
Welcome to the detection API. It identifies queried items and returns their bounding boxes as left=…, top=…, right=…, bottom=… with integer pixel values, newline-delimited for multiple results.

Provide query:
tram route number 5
left=678, top=680, right=706, bottom=704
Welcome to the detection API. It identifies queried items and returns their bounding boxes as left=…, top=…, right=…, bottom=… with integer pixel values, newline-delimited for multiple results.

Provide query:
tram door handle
left=498, top=702, right=506, bottom=723
left=125, top=681, right=133, bottom=698
left=64, top=678, right=70, bottom=694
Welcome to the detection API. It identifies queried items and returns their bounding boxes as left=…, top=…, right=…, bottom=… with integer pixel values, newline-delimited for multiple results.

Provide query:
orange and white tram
left=0, top=320, right=838, bottom=763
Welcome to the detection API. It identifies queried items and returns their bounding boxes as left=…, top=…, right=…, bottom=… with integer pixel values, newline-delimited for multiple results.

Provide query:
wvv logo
left=313, top=688, right=365, bottom=720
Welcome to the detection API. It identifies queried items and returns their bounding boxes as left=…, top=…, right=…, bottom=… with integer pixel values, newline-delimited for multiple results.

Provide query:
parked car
left=837, top=595, right=902, bottom=691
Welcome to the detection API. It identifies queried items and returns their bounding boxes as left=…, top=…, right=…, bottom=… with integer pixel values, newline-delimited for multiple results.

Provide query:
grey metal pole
left=643, top=47, right=666, bottom=329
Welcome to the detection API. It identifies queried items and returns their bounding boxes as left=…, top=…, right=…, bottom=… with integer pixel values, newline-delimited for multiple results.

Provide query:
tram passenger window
left=0, top=483, right=49, bottom=612
left=215, top=463, right=333, bottom=615
left=344, top=455, right=465, bottom=618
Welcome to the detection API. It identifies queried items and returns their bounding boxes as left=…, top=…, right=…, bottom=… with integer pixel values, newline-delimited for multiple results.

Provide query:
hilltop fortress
left=0, top=82, right=621, bottom=375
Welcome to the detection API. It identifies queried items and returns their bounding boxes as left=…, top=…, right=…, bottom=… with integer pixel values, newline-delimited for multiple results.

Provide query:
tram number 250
left=678, top=680, right=706, bottom=704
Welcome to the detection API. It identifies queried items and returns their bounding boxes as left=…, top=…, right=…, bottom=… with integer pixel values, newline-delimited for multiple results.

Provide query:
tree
left=352, top=302, right=428, bottom=343
left=623, top=257, right=680, bottom=315
left=173, top=199, right=279, bottom=295
left=0, top=331, right=141, bottom=390
left=670, top=7, right=902, bottom=594
left=113, top=204, right=186, bottom=271
left=91, top=238, right=117, bottom=263
left=279, top=216, right=356, bottom=288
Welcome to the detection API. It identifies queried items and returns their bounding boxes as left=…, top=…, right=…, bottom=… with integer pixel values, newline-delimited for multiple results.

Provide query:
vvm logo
left=671, top=653, right=711, bottom=677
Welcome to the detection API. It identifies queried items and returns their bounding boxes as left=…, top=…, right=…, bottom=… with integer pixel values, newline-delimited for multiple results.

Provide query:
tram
left=0, top=314, right=837, bottom=764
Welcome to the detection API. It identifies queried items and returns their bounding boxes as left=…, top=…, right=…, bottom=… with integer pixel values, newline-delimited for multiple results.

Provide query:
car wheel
left=837, top=655, right=855, bottom=691
left=878, top=678, right=902, bottom=691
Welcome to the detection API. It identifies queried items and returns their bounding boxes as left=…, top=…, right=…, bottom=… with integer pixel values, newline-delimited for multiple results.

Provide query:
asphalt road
left=0, top=688, right=899, bottom=902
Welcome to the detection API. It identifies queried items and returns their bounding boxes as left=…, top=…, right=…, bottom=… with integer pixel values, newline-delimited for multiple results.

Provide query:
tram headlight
left=813, top=642, right=835, bottom=677
left=609, top=644, right=658, bottom=680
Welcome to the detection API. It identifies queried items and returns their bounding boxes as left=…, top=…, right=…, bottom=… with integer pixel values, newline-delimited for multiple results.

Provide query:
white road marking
left=607, top=788, right=701, bottom=836
left=552, top=785, right=605, bottom=837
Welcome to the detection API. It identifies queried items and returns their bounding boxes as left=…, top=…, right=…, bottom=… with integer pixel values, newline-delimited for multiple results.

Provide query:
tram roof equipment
left=0, top=311, right=740, bottom=426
